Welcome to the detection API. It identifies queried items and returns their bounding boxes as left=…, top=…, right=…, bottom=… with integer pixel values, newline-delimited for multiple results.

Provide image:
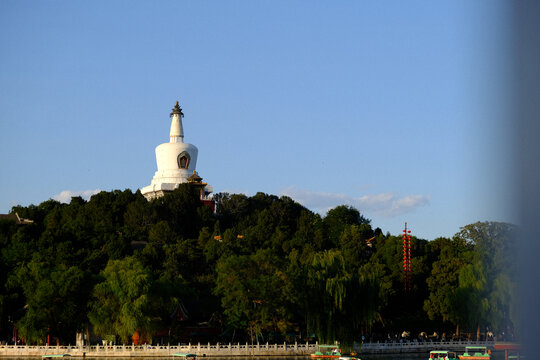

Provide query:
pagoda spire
left=170, top=101, right=184, bottom=117
left=169, top=101, right=184, bottom=143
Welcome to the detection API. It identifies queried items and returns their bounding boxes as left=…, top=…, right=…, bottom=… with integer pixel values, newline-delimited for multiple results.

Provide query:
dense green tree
left=152, top=185, right=208, bottom=238
left=323, top=205, right=370, bottom=246
left=0, top=189, right=519, bottom=345
left=214, top=193, right=250, bottom=229
left=214, top=249, right=295, bottom=340
left=423, top=237, right=471, bottom=325
left=338, top=223, right=373, bottom=267
left=423, top=222, right=518, bottom=338
left=454, top=222, right=518, bottom=337
left=88, top=256, right=156, bottom=344
left=11, top=258, right=90, bottom=344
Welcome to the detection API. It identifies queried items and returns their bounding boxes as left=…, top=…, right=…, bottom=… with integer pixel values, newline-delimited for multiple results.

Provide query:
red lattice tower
left=402, top=222, right=412, bottom=292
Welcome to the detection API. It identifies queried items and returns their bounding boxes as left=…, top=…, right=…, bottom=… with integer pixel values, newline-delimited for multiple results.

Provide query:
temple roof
left=0, top=213, right=34, bottom=224
left=187, top=170, right=203, bottom=183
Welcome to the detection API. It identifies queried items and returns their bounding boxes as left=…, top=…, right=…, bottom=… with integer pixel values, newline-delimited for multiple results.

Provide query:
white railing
left=0, top=340, right=497, bottom=356
left=0, top=341, right=317, bottom=357
left=361, top=340, right=495, bottom=353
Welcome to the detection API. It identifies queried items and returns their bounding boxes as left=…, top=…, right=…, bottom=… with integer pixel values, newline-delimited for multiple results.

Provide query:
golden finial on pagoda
left=170, top=101, right=184, bottom=117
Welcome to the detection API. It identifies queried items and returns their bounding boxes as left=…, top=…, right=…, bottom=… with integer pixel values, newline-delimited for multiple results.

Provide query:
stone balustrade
left=0, top=341, right=316, bottom=357
left=0, top=340, right=497, bottom=357
left=361, top=340, right=495, bottom=354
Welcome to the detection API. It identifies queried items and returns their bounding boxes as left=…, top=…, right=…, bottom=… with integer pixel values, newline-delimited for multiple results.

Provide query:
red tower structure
left=402, top=222, right=412, bottom=292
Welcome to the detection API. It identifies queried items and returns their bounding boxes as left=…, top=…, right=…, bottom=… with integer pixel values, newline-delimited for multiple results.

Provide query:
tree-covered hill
left=0, top=185, right=518, bottom=345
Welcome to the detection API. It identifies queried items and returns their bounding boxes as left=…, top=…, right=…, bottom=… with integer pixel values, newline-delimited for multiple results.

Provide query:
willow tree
left=305, top=249, right=349, bottom=343
left=356, top=262, right=386, bottom=331
left=306, top=248, right=378, bottom=345
left=88, top=256, right=156, bottom=344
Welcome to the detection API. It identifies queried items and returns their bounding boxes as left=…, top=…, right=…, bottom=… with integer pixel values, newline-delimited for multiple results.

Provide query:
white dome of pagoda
left=141, top=101, right=211, bottom=201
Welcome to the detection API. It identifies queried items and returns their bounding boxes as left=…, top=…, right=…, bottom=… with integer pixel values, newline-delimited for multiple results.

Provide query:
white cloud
left=52, top=189, right=102, bottom=203
left=280, top=186, right=430, bottom=218
left=388, top=194, right=430, bottom=216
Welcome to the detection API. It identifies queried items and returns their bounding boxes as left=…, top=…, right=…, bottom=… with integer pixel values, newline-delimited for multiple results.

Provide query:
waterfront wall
left=0, top=342, right=316, bottom=357
left=0, top=340, right=496, bottom=357
left=361, top=340, right=495, bottom=354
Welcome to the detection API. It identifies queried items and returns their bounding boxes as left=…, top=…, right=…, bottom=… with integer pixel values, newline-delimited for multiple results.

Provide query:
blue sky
left=0, top=1, right=516, bottom=240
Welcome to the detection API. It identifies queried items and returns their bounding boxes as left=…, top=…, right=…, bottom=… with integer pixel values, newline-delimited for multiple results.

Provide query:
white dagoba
left=141, top=101, right=213, bottom=201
